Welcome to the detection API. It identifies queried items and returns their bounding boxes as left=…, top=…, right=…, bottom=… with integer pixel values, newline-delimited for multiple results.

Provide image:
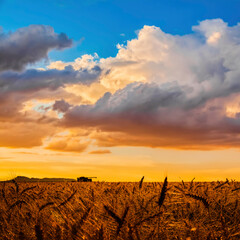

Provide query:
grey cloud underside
left=69, top=82, right=187, bottom=115
left=63, top=83, right=240, bottom=149
left=62, top=77, right=240, bottom=139
left=53, top=99, right=72, bottom=113
left=0, top=25, right=72, bottom=71
left=0, top=66, right=101, bottom=94
left=64, top=73, right=240, bottom=122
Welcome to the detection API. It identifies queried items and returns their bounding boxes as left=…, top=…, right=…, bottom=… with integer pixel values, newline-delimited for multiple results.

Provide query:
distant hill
left=8, top=176, right=76, bottom=182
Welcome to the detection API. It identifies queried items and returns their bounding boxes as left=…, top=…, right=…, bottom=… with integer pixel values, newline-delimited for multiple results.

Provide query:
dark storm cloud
left=0, top=25, right=72, bottom=71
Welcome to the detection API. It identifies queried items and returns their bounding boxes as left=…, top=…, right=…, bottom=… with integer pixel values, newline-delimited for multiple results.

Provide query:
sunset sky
left=1, top=0, right=240, bottom=181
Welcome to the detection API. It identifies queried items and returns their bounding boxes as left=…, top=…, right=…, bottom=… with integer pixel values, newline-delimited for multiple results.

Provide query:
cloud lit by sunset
left=1, top=0, right=240, bottom=181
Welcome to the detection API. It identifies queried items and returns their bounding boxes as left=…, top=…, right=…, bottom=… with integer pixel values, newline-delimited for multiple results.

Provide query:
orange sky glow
left=1, top=20, right=240, bottom=181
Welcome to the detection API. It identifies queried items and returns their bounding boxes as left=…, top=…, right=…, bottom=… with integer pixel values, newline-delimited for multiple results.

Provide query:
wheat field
left=0, top=178, right=240, bottom=240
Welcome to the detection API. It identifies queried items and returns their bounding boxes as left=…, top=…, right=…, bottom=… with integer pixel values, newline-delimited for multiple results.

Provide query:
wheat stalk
left=139, top=176, right=144, bottom=190
left=185, top=193, right=209, bottom=209
left=58, top=190, right=77, bottom=207
left=157, top=177, right=168, bottom=208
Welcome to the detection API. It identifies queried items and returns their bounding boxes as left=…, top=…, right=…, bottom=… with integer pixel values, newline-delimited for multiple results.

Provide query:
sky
left=1, top=0, right=240, bottom=181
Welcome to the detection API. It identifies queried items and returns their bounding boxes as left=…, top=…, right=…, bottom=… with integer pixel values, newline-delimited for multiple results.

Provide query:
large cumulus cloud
left=59, top=19, right=240, bottom=150
left=0, top=25, right=72, bottom=71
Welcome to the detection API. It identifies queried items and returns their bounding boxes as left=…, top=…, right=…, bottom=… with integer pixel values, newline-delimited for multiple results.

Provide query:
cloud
left=0, top=65, right=101, bottom=94
left=0, top=24, right=100, bottom=150
left=14, top=152, right=39, bottom=155
left=48, top=53, right=99, bottom=71
left=2, top=19, right=240, bottom=151
left=89, top=149, right=111, bottom=154
left=0, top=122, right=56, bottom=148
left=0, top=25, right=72, bottom=71
left=59, top=19, right=240, bottom=150
left=0, top=65, right=101, bottom=120
left=53, top=99, right=72, bottom=113
left=46, top=139, right=89, bottom=153
left=63, top=94, right=240, bottom=150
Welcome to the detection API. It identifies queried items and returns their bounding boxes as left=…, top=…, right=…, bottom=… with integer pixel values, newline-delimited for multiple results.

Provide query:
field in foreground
left=0, top=179, right=240, bottom=240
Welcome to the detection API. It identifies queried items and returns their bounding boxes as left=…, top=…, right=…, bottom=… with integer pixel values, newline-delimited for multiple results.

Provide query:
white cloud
left=59, top=19, right=240, bottom=149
